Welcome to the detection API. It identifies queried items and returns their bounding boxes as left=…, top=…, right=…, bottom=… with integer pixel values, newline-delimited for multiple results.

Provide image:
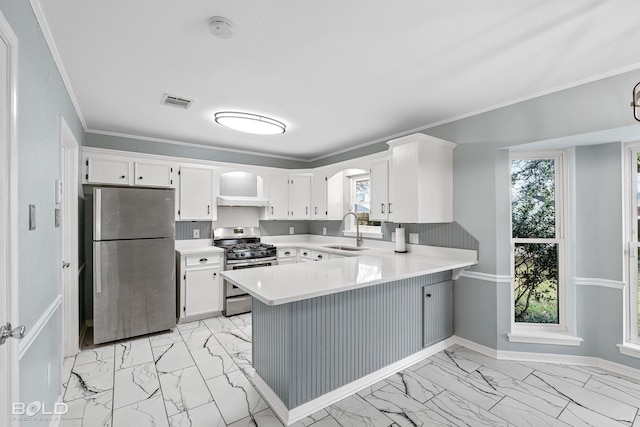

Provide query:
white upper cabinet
left=311, top=172, right=328, bottom=219
left=266, top=173, right=312, bottom=219
left=133, top=161, right=174, bottom=188
left=178, top=166, right=216, bottom=220
left=327, top=171, right=347, bottom=220
left=289, top=174, right=311, bottom=219
left=388, top=133, right=456, bottom=223
left=84, top=153, right=174, bottom=188
left=369, top=160, right=389, bottom=221
left=85, top=157, right=130, bottom=185
left=266, top=173, right=289, bottom=219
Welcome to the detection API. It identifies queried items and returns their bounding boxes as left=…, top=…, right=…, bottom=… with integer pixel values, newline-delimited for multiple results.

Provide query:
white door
left=60, top=118, right=79, bottom=359
left=267, top=173, right=289, bottom=219
left=179, top=166, right=214, bottom=220
left=0, top=11, right=19, bottom=426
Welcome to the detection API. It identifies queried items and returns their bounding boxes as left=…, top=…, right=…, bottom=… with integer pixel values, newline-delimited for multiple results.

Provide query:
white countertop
left=175, top=240, right=224, bottom=255
left=221, top=236, right=477, bottom=305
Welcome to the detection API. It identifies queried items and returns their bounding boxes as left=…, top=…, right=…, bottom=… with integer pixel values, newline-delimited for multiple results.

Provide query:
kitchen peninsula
left=221, top=241, right=477, bottom=424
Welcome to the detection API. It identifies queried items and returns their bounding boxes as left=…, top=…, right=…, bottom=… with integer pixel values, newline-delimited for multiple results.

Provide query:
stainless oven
left=224, top=257, right=277, bottom=315
left=214, top=227, right=278, bottom=316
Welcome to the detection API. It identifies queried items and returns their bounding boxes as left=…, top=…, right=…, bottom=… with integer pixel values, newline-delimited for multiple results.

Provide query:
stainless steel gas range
left=213, top=227, right=277, bottom=316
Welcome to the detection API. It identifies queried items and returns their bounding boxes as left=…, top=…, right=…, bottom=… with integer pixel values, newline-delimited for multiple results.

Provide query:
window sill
left=618, top=342, right=640, bottom=359
left=343, top=230, right=383, bottom=240
left=507, top=329, right=583, bottom=347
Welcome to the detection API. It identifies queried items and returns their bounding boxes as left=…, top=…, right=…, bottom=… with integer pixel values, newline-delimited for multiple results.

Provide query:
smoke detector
left=209, top=16, right=234, bottom=39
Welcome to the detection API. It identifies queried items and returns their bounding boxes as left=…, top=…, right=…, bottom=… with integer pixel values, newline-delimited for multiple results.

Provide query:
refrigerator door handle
left=94, top=188, right=102, bottom=240
left=94, top=243, right=102, bottom=294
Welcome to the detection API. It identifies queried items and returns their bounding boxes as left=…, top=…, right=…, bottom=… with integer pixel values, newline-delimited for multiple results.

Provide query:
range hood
left=216, top=195, right=269, bottom=207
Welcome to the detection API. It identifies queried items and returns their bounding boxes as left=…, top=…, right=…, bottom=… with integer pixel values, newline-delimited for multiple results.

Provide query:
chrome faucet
left=342, top=211, right=363, bottom=247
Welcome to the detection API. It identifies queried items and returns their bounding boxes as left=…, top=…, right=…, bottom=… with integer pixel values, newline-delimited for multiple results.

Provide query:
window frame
left=623, top=143, right=640, bottom=348
left=508, top=151, right=573, bottom=341
left=343, top=173, right=383, bottom=239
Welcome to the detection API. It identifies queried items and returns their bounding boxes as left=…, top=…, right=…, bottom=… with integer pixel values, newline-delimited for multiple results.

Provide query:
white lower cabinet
left=277, top=247, right=297, bottom=265
left=176, top=251, right=223, bottom=322
left=311, top=250, right=327, bottom=262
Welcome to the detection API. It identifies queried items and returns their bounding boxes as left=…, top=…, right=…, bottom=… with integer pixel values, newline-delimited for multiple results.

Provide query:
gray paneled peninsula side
left=221, top=245, right=476, bottom=424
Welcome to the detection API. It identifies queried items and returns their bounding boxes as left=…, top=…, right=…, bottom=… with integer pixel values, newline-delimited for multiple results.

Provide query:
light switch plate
left=409, top=233, right=419, bottom=244
left=29, top=204, right=36, bottom=230
left=55, top=208, right=61, bottom=228
left=193, top=229, right=200, bottom=238
left=289, top=227, right=294, bottom=235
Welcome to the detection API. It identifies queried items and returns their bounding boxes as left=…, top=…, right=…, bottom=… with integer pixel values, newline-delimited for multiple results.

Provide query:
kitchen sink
left=323, top=245, right=369, bottom=251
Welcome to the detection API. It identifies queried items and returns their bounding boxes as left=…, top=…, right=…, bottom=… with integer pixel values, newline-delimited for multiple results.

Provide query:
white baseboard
left=254, top=337, right=456, bottom=425
left=453, top=336, right=640, bottom=382
left=255, top=334, right=640, bottom=425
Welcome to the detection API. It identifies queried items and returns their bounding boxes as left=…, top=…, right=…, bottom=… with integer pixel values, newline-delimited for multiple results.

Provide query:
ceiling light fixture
left=214, top=112, right=286, bottom=135
left=632, top=82, right=640, bottom=122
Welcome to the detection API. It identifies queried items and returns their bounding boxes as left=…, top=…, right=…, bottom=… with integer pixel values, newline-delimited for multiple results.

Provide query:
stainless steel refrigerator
left=92, top=186, right=176, bottom=344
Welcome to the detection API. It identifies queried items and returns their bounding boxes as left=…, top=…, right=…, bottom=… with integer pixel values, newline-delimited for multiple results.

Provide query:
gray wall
left=86, top=132, right=307, bottom=169
left=0, top=0, right=86, bottom=423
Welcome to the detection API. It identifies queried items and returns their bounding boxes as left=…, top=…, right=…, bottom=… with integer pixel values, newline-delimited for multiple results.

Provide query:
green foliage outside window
left=511, top=159, right=559, bottom=324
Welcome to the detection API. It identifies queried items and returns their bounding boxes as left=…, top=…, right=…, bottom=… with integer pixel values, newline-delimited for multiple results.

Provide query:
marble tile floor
left=60, top=315, right=640, bottom=427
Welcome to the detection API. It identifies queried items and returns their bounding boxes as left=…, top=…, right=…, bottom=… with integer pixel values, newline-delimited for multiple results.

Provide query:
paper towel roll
left=395, top=226, right=406, bottom=253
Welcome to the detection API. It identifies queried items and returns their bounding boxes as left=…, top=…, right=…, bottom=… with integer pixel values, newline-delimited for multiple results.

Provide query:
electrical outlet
left=193, top=229, right=200, bottom=238
left=409, top=233, right=419, bottom=244
left=289, top=227, right=294, bottom=235
left=322, top=227, right=327, bottom=235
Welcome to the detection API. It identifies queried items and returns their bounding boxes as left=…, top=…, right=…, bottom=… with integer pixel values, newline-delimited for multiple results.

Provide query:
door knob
left=0, top=323, right=26, bottom=345
left=62, top=261, right=70, bottom=269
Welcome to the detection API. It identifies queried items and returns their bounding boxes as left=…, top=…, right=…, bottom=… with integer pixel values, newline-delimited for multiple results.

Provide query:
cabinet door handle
left=213, top=272, right=217, bottom=277
left=317, top=255, right=323, bottom=260
left=138, top=176, right=143, bottom=180
left=381, top=203, right=385, bottom=214
left=388, top=203, right=393, bottom=214
left=120, top=175, right=126, bottom=179
left=271, top=206, right=274, bottom=215
left=306, top=206, right=308, bottom=215
left=314, top=207, right=318, bottom=215
left=426, top=293, right=432, bottom=298
left=284, top=251, right=291, bottom=255
left=200, top=258, right=208, bottom=262
left=207, top=205, right=210, bottom=215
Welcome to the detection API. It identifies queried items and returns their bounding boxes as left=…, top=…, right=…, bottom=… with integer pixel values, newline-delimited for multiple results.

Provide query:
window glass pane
left=352, top=177, right=380, bottom=227
left=511, top=159, right=556, bottom=239
left=514, top=243, right=559, bottom=324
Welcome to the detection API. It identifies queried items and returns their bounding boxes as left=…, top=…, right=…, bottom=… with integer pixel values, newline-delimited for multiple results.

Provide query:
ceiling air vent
left=161, top=93, right=193, bottom=109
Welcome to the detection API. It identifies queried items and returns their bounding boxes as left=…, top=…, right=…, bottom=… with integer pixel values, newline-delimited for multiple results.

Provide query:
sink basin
left=323, top=245, right=369, bottom=251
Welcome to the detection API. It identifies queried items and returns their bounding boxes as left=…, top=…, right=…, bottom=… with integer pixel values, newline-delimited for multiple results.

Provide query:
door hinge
left=183, top=306, right=186, bottom=313
left=183, top=273, right=186, bottom=280
left=178, top=209, right=181, bottom=215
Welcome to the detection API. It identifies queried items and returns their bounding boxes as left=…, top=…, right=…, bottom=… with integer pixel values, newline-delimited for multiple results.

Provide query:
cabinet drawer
left=299, top=248, right=312, bottom=261
left=185, top=254, right=222, bottom=267
left=311, top=250, right=327, bottom=262
left=277, top=248, right=297, bottom=259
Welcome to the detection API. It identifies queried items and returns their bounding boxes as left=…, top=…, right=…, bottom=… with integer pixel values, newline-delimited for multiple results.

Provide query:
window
left=627, top=147, right=640, bottom=344
left=345, top=174, right=381, bottom=237
left=510, top=153, right=566, bottom=329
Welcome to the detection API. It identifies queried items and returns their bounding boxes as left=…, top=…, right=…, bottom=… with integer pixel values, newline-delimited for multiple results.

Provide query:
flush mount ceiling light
left=632, top=81, right=640, bottom=122
left=214, top=112, right=286, bottom=135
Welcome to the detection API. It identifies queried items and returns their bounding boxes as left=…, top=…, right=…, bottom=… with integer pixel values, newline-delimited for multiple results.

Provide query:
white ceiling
left=36, top=0, right=640, bottom=161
